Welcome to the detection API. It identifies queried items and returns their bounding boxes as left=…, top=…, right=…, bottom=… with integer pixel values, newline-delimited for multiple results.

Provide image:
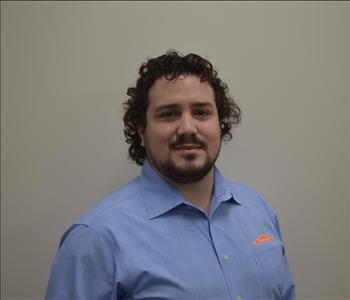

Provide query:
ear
left=137, top=126, right=145, bottom=146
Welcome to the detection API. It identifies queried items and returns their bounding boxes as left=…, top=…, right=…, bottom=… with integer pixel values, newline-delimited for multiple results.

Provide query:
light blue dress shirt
left=46, top=161, right=295, bottom=300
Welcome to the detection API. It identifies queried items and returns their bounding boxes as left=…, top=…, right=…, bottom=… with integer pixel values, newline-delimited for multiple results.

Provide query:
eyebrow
left=154, top=102, right=215, bottom=113
left=155, top=104, right=179, bottom=113
left=191, top=102, right=215, bottom=108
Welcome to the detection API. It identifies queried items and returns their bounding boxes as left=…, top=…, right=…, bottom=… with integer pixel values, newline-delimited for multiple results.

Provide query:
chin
left=174, top=157, right=205, bottom=168
left=174, top=159, right=211, bottom=174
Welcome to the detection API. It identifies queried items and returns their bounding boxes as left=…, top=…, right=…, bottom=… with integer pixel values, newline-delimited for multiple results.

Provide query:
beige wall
left=1, top=2, right=348, bottom=299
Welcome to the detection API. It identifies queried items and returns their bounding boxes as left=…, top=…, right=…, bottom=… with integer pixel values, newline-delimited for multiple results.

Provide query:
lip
left=173, top=144, right=201, bottom=150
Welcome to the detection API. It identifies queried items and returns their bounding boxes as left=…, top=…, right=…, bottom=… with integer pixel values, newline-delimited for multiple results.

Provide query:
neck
left=170, top=168, right=215, bottom=215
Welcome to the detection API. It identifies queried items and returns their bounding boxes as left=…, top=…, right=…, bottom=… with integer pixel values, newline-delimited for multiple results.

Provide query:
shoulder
left=224, top=179, right=262, bottom=202
left=62, top=177, right=145, bottom=235
left=225, top=180, right=260, bottom=198
left=224, top=179, right=278, bottom=219
left=57, top=177, right=146, bottom=249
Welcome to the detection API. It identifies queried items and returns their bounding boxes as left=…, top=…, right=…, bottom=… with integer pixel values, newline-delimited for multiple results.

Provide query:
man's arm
left=45, top=224, right=122, bottom=300
left=274, top=216, right=296, bottom=300
left=258, top=195, right=296, bottom=300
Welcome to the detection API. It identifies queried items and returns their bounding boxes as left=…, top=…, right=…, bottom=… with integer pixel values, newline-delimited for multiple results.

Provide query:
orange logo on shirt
left=253, top=234, right=273, bottom=245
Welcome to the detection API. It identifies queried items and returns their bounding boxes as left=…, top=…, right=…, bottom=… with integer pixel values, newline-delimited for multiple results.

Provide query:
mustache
left=170, top=136, right=206, bottom=149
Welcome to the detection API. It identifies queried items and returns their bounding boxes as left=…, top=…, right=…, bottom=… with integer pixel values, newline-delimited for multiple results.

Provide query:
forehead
left=148, top=75, right=215, bottom=107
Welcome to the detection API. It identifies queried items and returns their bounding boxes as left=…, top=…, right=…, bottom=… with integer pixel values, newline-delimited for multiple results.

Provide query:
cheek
left=203, top=122, right=221, bottom=141
left=146, top=126, right=174, bottom=147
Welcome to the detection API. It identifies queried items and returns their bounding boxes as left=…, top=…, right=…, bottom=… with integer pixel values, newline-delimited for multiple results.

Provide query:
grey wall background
left=1, top=1, right=349, bottom=299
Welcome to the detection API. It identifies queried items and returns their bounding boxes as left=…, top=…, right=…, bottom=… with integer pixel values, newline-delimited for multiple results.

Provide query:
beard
left=144, top=135, right=220, bottom=184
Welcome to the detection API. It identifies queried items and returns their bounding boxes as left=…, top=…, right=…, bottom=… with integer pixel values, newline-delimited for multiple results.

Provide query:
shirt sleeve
left=274, top=216, right=296, bottom=300
left=257, top=195, right=296, bottom=300
left=45, top=224, right=122, bottom=300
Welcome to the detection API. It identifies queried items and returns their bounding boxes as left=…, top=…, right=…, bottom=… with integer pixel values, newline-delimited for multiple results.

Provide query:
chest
left=114, top=205, right=285, bottom=300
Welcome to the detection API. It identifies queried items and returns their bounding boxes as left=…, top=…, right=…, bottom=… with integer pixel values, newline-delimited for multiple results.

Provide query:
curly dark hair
left=123, top=50, right=241, bottom=166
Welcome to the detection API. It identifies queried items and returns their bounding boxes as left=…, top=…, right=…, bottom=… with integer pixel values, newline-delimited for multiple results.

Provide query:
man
left=46, top=50, right=295, bottom=300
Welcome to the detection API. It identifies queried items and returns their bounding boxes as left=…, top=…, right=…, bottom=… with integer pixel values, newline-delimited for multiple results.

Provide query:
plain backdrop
left=1, top=1, right=349, bottom=299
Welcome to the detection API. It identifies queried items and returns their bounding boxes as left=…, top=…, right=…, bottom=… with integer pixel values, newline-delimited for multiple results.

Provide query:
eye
left=158, top=110, right=180, bottom=119
left=193, top=110, right=211, bottom=118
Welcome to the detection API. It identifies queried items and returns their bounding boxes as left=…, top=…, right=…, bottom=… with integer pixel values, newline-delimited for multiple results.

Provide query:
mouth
left=173, top=143, right=201, bottom=150
left=172, top=144, right=203, bottom=155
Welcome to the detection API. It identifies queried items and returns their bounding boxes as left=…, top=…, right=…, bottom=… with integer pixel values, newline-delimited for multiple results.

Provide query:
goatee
left=144, top=135, right=220, bottom=184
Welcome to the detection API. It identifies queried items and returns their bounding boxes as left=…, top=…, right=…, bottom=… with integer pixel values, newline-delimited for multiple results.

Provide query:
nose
left=177, top=113, right=198, bottom=136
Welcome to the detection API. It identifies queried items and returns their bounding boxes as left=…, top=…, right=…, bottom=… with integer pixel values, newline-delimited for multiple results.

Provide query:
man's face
left=138, top=74, right=221, bottom=184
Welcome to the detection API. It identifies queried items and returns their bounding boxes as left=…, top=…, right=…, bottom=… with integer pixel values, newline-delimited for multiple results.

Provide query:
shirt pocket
left=253, top=244, right=284, bottom=299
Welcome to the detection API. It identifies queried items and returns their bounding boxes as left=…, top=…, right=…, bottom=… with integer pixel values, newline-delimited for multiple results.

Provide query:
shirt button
left=223, top=254, right=229, bottom=261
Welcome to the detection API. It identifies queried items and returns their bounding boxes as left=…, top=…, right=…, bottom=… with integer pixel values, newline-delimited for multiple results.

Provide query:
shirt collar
left=139, top=161, right=241, bottom=220
left=210, top=166, right=241, bottom=215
